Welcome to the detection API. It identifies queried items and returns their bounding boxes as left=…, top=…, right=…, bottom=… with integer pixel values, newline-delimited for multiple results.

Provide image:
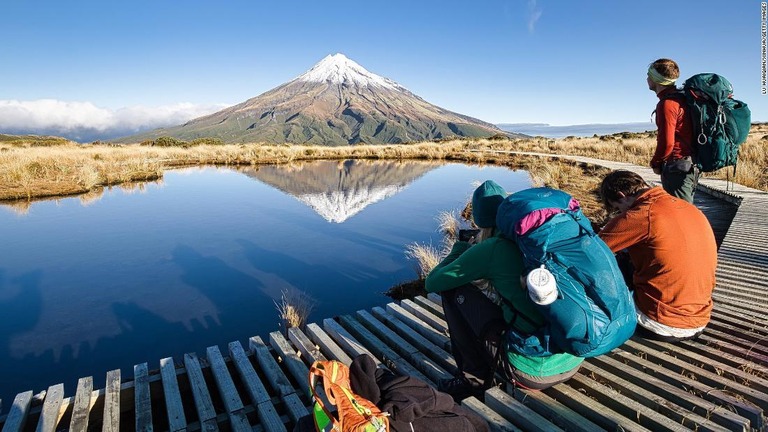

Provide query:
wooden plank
left=511, top=388, right=603, bottom=432
left=160, top=357, right=187, bottom=432
left=413, top=295, right=444, bottom=318
left=371, top=306, right=458, bottom=375
left=183, top=353, right=218, bottom=424
left=401, top=299, right=448, bottom=332
left=1, top=391, right=33, bottom=432
left=338, top=314, right=438, bottom=386
left=427, top=292, right=442, bottom=305
left=461, top=397, right=523, bottom=432
left=546, top=382, right=652, bottom=432
left=227, top=341, right=285, bottom=432
left=133, top=364, right=153, bottom=432
left=206, top=345, right=245, bottom=412
left=35, top=384, right=63, bottom=432
left=322, top=317, right=379, bottom=362
left=102, top=369, right=121, bottom=432
left=288, top=327, right=327, bottom=365
left=281, top=393, right=310, bottom=424
left=590, top=356, right=750, bottom=432
left=70, top=377, right=93, bottom=432
left=622, top=339, right=768, bottom=411
left=249, top=336, right=295, bottom=397
left=304, top=322, right=352, bottom=365
left=609, top=350, right=763, bottom=429
left=228, top=341, right=271, bottom=404
left=269, top=331, right=311, bottom=398
left=579, top=362, right=731, bottom=432
left=355, top=310, right=452, bottom=382
left=385, top=303, right=451, bottom=351
left=484, top=387, right=563, bottom=432
left=632, top=338, right=768, bottom=395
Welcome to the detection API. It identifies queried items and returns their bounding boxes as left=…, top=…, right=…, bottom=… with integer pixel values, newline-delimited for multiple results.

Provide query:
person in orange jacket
left=647, top=58, right=698, bottom=203
left=598, top=170, right=717, bottom=341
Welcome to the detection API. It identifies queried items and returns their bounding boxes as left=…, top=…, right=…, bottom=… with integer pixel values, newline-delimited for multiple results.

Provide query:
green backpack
left=681, top=73, right=751, bottom=173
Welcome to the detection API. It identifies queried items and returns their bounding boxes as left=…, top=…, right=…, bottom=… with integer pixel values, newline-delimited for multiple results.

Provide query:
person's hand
left=468, top=235, right=478, bottom=245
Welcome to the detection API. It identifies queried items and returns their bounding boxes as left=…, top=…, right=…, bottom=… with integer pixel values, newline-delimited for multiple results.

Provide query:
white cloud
left=0, top=99, right=229, bottom=141
left=527, top=0, right=543, bottom=33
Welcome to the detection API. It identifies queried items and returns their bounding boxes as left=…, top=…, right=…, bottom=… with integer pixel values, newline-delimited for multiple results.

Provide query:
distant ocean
left=497, top=122, right=656, bottom=139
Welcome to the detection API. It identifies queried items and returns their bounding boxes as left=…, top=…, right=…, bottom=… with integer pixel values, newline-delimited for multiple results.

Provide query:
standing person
left=425, top=181, right=583, bottom=400
left=598, top=170, right=717, bottom=341
left=647, top=58, right=698, bottom=203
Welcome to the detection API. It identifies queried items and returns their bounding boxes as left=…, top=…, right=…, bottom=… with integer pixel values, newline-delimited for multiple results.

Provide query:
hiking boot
left=437, top=375, right=484, bottom=402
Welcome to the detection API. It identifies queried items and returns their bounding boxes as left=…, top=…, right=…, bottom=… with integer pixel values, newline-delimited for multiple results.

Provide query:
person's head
left=647, top=58, right=679, bottom=92
left=599, top=170, right=651, bottom=213
left=471, top=180, right=506, bottom=238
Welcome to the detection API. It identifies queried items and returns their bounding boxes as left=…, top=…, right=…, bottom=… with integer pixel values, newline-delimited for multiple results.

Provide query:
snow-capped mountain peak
left=296, top=53, right=402, bottom=90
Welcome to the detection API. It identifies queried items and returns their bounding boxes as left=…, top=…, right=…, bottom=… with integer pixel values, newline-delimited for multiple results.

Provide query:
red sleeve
left=650, top=100, right=679, bottom=168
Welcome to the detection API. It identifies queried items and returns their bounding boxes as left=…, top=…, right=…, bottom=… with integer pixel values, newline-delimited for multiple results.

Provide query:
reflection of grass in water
left=275, top=288, right=315, bottom=329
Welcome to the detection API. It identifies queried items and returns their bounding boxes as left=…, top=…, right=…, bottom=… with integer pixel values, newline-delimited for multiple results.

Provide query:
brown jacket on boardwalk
left=599, top=187, right=717, bottom=329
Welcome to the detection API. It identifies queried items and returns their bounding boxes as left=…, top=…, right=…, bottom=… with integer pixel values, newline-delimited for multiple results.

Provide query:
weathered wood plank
left=339, top=314, right=438, bottom=386
left=35, top=384, right=63, bottom=432
left=269, top=331, right=311, bottom=398
left=622, top=339, right=768, bottom=411
left=461, top=397, right=523, bottom=432
left=413, top=295, right=444, bottom=318
left=133, top=364, right=152, bottom=432
left=249, top=336, right=309, bottom=424
left=322, top=317, right=379, bottom=362
left=546, top=382, right=651, bottom=432
left=288, top=327, right=327, bottom=365
left=590, top=355, right=750, bottom=431
left=305, top=322, right=353, bottom=365
left=70, top=376, right=93, bottom=432
left=1, top=391, right=33, bottom=432
left=510, top=388, right=604, bottom=432
left=385, top=303, right=451, bottom=350
left=485, top=387, right=562, bottom=432
left=207, top=345, right=244, bottom=412
left=355, top=310, right=452, bottom=382
left=183, top=353, right=218, bottom=424
left=609, top=350, right=763, bottom=429
left=371, top=306, right=458, bottom=375
left=228, top=341, right=271, bottom=405
left=401, top=299, right=448, bottom=332
left=227, top=341, right=285, bottom=432
left=249, top=336, right=295, bottom=397
left=102, top=369, right=121, bottom=432
left=160, top=357, right=187, bottom=432
left=580, top=362, right=731, bottom=432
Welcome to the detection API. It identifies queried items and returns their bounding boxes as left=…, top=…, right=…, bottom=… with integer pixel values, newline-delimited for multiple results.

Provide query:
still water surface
left=0, top=160, right=531, bottom=401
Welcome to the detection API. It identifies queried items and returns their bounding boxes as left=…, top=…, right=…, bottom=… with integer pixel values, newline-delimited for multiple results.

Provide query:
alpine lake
left=0, top=159, right=532, bottom=402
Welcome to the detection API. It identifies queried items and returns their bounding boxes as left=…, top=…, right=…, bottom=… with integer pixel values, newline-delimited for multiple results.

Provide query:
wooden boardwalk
left=1, top=156, right=766, bottom=432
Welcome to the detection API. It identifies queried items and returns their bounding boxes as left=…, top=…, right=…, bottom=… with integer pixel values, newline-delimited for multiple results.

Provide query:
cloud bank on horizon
left=0, top=99, right=228, bottom=142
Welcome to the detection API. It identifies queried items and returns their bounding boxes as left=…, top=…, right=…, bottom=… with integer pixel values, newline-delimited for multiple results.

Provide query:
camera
left=458, top=229, right=481, bottom=242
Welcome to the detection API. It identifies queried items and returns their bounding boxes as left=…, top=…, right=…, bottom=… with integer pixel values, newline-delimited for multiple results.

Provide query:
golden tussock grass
left=274, top=288, right=315, bottom=329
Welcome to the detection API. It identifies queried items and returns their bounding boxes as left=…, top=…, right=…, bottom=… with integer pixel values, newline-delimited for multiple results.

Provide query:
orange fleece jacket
left=650, top=87, right=694, bottom=169
left=599, top=187, right=717, bottom=328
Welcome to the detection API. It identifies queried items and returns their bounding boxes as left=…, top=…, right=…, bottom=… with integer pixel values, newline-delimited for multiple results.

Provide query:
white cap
left=526, top=265, right=558, bottom=306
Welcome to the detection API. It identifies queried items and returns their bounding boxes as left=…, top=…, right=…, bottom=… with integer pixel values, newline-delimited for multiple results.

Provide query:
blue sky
left=0, top=0, right=764, bottom=140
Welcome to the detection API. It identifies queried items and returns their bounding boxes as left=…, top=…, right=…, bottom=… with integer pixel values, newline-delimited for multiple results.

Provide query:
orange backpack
left=309, top=360, right=389, bottom=432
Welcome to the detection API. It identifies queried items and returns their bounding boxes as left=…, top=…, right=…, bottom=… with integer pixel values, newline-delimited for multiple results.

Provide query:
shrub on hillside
left=190, top=137, right=225, bottom=146
left=141, top=136, right=190, bottom=147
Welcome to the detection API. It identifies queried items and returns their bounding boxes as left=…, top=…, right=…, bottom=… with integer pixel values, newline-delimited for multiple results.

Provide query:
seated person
left=425, top=181, right=583, bottom=400
left=598, top=170, right=717, bottom=341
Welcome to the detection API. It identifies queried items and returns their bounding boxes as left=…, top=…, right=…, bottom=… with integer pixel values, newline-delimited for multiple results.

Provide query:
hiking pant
left=440, top=285, right=580, bottom=390
left=661, top=159, right=699, bottom=203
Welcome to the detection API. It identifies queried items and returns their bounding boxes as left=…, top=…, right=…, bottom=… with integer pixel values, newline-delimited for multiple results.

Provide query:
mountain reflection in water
left=242, top=159, right=440, bottom=222
left=0, top=161, right=531, bottom=404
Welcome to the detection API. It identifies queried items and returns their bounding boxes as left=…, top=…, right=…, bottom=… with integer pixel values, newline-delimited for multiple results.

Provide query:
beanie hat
left=472, top=180, right=506, bottom=228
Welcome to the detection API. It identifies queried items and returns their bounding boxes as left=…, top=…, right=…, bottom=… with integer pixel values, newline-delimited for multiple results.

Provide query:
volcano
left=117, top=54, right=514, bottom=145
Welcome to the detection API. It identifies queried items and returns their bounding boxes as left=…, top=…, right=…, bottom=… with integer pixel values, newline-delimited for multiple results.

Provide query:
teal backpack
left=495, top=187, right=637, bottom=358
left=681, top=73, right=751, bottom=173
